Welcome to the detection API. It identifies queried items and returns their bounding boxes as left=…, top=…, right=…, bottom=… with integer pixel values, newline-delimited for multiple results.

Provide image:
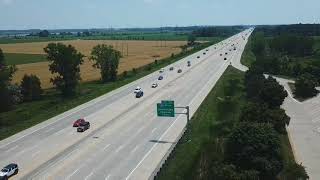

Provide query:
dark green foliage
left=283, top=163, right=309, bottom=180
left=240, top=102, right=290, bottom=134
left=44, top=43, right=84, bottom=96
left=209, top=162, right=259, bottom=180
left=21, top=74, right=43, bottom=101
left=226, top=123, right=283, bottom=180
left=132, top=68, right=137, bottom=74
left=294, top=73, right=318, bottom=98
left=0, top=48, right=17, bottom=112
left=251, top=32, right=266, bottom=56
left=259, top=76, right=288, bottom=108
left=192, top=26, right=244, bottom=37
left=187, top=34, right=196, bottom=45
left=39, top=30, right=50, bottom=37
left=270, top=34, right=314, bottom=56
left=256, top=24, right=320, bottom=37
left=90, top=45, right=121, bottom=83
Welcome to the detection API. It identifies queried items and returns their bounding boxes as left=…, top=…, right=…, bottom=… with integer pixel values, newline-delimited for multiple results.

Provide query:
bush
left=21, top=74, right=43, bottom=102
left=283, top=162, right=309, bottom=180
left=122, top=71, right=128, bottom=78
left=294, top=73, right=318, bottom=99
left=132, top=68, right=137, bottom=74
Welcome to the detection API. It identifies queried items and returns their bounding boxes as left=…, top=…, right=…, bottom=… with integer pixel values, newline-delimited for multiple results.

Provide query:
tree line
left=250, top=30, right=319, bottom=99
left=0, top=43, right=121, bottom=113
left=256, top=24, right=320, bottom=37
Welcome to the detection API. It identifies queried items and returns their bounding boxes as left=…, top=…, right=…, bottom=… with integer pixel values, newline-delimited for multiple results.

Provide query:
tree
left=44, top=43, right=84, bottom=96
left=284, top=162, right=309, bottom=180
left=226, top=122, right=283, bottom=179
left=240, top=102, right=290, bottom=134
left=294, top=73, right=318, bottom=98
left=259, top=76, right=288, bottom=108
left=251, top=32, right=266, bottom=56
left=187, top=34, right=196, bottom=46
left=90, top=45, right=122, bottom=82
left=39, top=30, right=50, bottom=37
left=0, top=48, right=17, bottom=112
left=21, top=74, right=43, bottom=101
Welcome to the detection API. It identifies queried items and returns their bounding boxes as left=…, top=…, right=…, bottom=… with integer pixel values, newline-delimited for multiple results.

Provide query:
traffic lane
left=25, top=35, right=230, bottom=179
left=67, top=39, right=236, bottom=179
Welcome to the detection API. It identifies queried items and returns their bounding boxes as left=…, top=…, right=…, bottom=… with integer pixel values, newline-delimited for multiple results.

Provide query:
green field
left=240, top=36, right=256, bottom=67
left=0, top=42, right=215, bottom=141
left=4, top=53, right=46, bottom=65
left=0, top=32, right=223, bottom=44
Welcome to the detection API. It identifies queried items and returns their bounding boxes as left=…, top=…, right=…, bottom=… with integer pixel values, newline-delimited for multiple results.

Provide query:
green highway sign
left=157, top=100, right=175, bottom=117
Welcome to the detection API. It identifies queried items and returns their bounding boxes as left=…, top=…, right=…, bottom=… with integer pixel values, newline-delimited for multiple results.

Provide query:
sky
left=0, top=0, right=319, bottom=30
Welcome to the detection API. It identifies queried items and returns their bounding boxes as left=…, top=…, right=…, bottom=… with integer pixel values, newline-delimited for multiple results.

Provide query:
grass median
left=0, top=41, right=217, bottom=141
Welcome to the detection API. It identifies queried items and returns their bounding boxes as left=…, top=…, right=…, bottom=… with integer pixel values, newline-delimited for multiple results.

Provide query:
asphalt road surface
left=0, top=29, right=253, bottom=180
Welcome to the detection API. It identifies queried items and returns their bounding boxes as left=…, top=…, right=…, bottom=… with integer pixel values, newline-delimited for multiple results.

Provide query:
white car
left=134, top=87, right=142, bottom=93
left=0, top=163, right=18, bottom=179
left=152, top=83, right=158, bottom=88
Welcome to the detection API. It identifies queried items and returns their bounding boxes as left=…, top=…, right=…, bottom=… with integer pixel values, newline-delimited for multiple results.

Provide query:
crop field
left=0, top=40, right=186, bottom=88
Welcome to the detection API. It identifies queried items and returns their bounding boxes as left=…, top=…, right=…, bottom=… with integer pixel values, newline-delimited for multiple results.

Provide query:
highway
left=0, top=29, right=253, bottom=180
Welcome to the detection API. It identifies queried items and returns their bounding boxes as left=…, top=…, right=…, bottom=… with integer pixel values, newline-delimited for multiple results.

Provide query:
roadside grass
left=240, top=36, right=256, bottom=68
left=156, top=66, right=246, bottom=180
left=4, top=53, right=46, bottom=65
left=0, top=42, right=215, bottom=141
left=278, top=134, right=296, bottom=179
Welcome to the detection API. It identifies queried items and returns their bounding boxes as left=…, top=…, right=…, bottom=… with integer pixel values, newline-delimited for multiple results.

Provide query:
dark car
left=0, top=163, right=18, bottom=179
left=206, top=49, right=209, bottom=51
left=169, top=67, right=174, bottom=71
left=77, top=122, right=90, bottom=132
left=73, top=119, right=86, bottom=127
left=224, top=57, right=227, bottom=60
left=158, top=76, right=163, bottom=80
left=220, top=54, right=222, bottom=56
left=177, top=69, right=182, bottom=73
left=197, top=56, right=200, bottom=58
left=136, top=91, right=144, bottom=98
left=225, top=52, right=228, bottom=55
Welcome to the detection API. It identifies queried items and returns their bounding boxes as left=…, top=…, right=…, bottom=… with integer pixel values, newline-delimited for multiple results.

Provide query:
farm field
left=0, top=40, right=186, bottom=88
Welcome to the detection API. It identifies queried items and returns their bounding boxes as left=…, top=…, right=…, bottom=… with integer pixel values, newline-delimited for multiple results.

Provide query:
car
left=197, top=56, right=200, bottom=58
left=136, top=91, right=144, bottom=98
left=159, top=68, right=164, bottom=73
left=234, top=47, right=236, bottom=50
left=0, top=164, right=18, bottom=179
left=206, top=49, right=209, bottom=51
left=220, top=54, right=222, bottom=56
left=169, top=67, right=174, bottom=71
left=134, top=86, right=142, bottom=93
left=158, top=76, right=163, bottom=80
left=224, top=57, right=227, bottom=60
left=77, top=122, right=90, bottom=132
left=225, top=52, right=228, bottom=55
left=177, top=69, right=182, bottom=73
left=73, top=118, right=86, bottom=127
left=152, top=83, right=158, bottom=88
left=203, top=52, right=206, bottom=55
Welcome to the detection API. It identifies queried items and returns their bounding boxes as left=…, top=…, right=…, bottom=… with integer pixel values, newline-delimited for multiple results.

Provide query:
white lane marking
left=131, top=145, right=139, bottom=154
left=125, top=36, right=237, bottom=180
left=67, top=168, right=79, bottom=180
left=32, top=150, right=41, bottom=157
left=103, top=144, right=110, bottom=151
left=5, top=145, right=18, bottom=152
left=115, top=145, right=123, bottom=153
left=151, top=128, right=157, bottom=134
left=85, top=172, right=94, bottom=180
left=125, top=113, right=181, bottom=180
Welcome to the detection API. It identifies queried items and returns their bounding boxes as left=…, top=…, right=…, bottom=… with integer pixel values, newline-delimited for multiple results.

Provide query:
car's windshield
left=1, top=168, right=8, bottom=173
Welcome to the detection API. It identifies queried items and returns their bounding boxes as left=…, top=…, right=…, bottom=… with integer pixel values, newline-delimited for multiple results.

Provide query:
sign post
left=157, top=100, right=190, bottom=142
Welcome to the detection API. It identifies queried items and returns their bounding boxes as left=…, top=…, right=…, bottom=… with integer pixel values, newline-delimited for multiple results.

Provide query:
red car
left=73, top=119, right=86, bottom=127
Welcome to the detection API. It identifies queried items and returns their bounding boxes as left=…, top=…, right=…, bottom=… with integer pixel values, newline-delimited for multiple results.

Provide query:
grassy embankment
left=4, top=53, right=46, bottom=65
left=0, top=42, right=216, bottom=140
